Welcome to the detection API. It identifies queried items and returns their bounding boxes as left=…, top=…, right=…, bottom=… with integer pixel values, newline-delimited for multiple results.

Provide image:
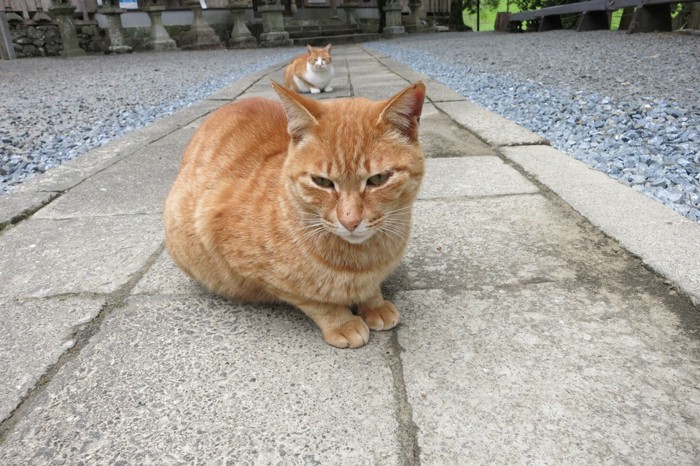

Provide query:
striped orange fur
left=164, top=81, right=426, bottom=348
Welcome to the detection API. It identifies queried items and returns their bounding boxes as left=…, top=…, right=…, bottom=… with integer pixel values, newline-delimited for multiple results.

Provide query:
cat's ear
left=324, top=44, right=332, bottom=52
left=378, top=81, right=426, bottom=143
left=271, top=80, right=322, bottom=142
left=306, top=44, right=313, bottom=53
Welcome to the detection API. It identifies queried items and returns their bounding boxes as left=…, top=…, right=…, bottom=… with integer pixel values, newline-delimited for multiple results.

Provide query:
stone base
left=259, top=31, right=291, bottom=47
left=144, top=39, right=178, bottom=52
left=228, top=36, right=257, bottom=49
left=107, top=44, right=133, bottom=54
left=382, top=26, right=405, bottom=38
left=180, top=34, right=224, bottom=51
left=61, top=45, right=86, bottom=57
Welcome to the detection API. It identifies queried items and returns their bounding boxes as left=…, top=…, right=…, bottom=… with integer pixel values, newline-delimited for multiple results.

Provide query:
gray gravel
left=0, top=48, right=296, bottom=193
left=368, top=30, right=700, bottom=223
left=2, top=32, right=699, bottom=223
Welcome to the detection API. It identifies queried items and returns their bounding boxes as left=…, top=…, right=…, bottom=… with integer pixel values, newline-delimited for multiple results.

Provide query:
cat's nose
left=339, top=215, right=361, bottom=232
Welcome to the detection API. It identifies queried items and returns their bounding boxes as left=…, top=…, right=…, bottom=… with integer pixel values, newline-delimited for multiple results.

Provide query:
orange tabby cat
left=284, top=44, right=334, bottom=94
left=163, top=81, right=426, bottom=348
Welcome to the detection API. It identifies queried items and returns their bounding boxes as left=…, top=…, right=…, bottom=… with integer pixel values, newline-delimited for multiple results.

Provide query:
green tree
left=462, top=0, right=501, bottom=14
left=450, top=0, right=501, bottom=30
left=512, top=0, right=566, bottom=11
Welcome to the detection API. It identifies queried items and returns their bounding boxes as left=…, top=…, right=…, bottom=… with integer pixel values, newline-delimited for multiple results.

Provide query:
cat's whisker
left=380, top=229, right=408, bottom=242
left=299, top=220, right=324, bottom=229
left=377, top=223, right=409, bottom=241
left=384, top=205, right=414, bottom=216
left=299, top=224, right=330, bottom=242
left=381, top=219, right=410, bottom=230
left=292, top=212, right=320, bottom=223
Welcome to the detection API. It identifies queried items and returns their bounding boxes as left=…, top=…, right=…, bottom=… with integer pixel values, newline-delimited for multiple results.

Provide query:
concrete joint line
left=0, top=242, right=166, bottom=442
left=417, top=191, right=542, bottom=204
left=344, top=57, right=355, bottom=97
left=0, top=126, right=183, bottom=231
left=0, top=192, right=62, bottom=231
left=208, top=64, right=285, bottom=102
left=387, top=332, right=421, bottom=465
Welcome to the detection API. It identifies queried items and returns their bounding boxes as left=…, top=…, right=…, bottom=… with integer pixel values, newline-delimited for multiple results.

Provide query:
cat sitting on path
left=284, top=44, right=334, bottom=94
left=163, top=80, right=426, bottom=349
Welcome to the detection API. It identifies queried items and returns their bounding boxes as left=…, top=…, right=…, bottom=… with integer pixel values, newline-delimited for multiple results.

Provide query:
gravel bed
left=0, top=48, right=296, bottom=193
left=368, top=31, right=700, bottom=223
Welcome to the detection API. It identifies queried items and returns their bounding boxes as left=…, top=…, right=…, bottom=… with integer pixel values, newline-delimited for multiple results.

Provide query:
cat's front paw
left=310, top=88, right=321, bottom=94
left=323, top=86, right=334, bottom=93
left=322, top=315, right=370, bottom=349
left=358, top=301, right=400, bottom=331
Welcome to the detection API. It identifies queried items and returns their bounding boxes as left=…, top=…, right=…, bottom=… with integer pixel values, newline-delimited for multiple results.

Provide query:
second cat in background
left=284, top=44, right=334, bottom=94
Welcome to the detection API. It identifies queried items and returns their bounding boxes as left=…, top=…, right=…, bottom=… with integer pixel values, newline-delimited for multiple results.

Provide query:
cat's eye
left=312, top=176, right=334, bottom=189
left=367, top=173, right=391, bottom=187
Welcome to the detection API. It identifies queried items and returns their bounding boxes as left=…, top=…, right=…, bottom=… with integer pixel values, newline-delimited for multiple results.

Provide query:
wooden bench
left=508, top=0, right=698, bottom=34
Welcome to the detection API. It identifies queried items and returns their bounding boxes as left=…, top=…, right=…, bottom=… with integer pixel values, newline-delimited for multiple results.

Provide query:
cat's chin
left=337, top=231, right=375, bottom=245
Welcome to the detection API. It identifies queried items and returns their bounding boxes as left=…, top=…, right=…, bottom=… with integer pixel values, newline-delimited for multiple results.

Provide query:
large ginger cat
left=284, top=44, right=334, bottom=94
left=163, top=81, right=426, bottom=348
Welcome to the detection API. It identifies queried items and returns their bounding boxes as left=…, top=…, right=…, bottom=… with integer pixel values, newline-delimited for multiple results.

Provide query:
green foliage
left=462, top=0, right=521, bottom=31
left=462, top=0, right=501, bottom=14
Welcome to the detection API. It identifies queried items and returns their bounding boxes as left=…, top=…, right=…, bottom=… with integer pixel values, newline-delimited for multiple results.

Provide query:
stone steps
left=282, top=17, right=378, bottom=46
left=290, top=32, right=380, bottom=46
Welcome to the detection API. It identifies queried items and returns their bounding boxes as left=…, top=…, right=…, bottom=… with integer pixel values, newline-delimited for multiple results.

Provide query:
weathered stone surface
left=395, top=286, right=700, bottom=464
left=503, top=144, right=700, bottom=306
left=0, top=215, right=163, bottom=298
left=0, top=296, right=402, bottom=464
left=0, top=296, right=105, bottom=423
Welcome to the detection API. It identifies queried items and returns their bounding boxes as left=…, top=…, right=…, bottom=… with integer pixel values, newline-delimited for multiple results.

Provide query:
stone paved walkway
left=1, top=45, right=699, bottom=465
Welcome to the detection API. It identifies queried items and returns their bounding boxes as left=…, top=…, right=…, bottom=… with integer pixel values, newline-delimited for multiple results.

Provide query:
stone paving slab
left=34, top=131, right=191, bottom=219
left=0, top=296, right=405, bottom=465
left=131, top=250, right=205, bottom=296
left=419, top=157, right=537, bottom=198
left=419, top=105, right=494, bottom=158
left=0, top=296, right=105, bottom=423
left=206, top=62, right=287, bottom=101
left=502, top=144, right=700, bottom=306
left=0, top=215, right=163, bottom=298
left=434, top=100, right=548, bottom=147
left=397, top=196, right=580, bottom=293
left=395, top=284, right=700, bottom=465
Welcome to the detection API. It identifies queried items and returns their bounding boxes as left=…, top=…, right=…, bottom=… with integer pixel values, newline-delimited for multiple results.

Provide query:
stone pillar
left=258, top=0, right=290, bottom=47
left=140, top=0, right=177, bottom=51
left=382, top=1, right=405, bottom=37
left=227, top=0, right=256, bottom=48
left=0, top=11, right=16, bottom=60
left=404, top=0, right=422, bottom=32
left=180, top=0, right=224, bottom=50
left=99, top=0, right=133, bottom=54
left=340, top=1, right=359, bottom=27
left=48, top=0, right=86, bottom=57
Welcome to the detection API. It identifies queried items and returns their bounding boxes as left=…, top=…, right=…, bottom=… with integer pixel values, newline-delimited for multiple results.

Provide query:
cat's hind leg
left=295, top=302, right=370, bottom=348
left=357, top=290, right=400, bottom=331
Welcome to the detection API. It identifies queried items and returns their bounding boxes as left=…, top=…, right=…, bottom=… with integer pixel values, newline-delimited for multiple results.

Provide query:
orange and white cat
left=284, top=44, right=334, bottom=94
left=163, top=81, right=426, bottom=348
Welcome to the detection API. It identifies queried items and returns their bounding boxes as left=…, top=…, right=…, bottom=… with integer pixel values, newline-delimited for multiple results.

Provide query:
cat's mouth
left=336, top=229, right=375, bottom=245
